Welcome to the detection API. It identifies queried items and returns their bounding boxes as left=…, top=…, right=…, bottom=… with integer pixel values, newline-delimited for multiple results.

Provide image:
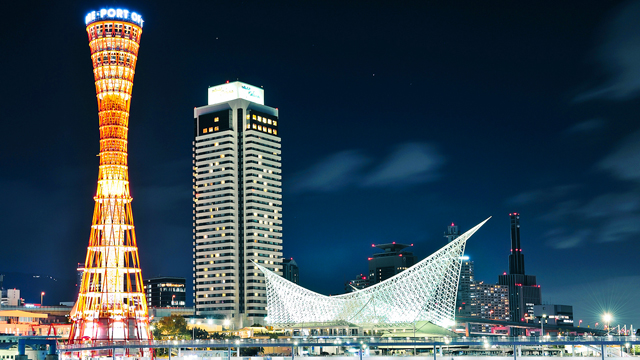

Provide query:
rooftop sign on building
left=208, top=81, right=265, bottom=106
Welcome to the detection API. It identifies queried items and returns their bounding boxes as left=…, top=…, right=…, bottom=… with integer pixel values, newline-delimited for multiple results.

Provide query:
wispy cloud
left=545, top=228, right=590, bottom=249
left=290, top=142, right=445, bottom=194
left=363, top=143, right=444, bottom=187
left=565, top=119, right=605, bottom=134
left=598, top=130, right=640, bottom=182
left=575, top=1, right=640, bottom=101
left=290, top=150, right=370, bottom=193
left=599, top=215, right=640, bottom=243
left=506, top=185, right=579, bottom=206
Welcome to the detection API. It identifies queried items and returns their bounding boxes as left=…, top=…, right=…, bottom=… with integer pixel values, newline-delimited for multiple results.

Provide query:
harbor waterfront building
left=282, top=258, right=299, bottom=284
left=259, top=219, right=490, bottom=329
left=193, top=81, right=282, bottom=328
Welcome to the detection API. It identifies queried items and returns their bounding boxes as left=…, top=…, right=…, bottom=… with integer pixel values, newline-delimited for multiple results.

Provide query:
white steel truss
left=257, top=217, right=490, bottom=328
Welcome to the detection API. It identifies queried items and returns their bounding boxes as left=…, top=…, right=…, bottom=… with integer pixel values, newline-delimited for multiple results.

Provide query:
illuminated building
left=368, top=243, right=416, bottom=284
left=345, top=274, right=370, bottom=293
left=69, top=8, right=151, bottom=345
left=498, top=213, right=541, bottom=335
left=259, top=218, right=490, bottom=328
left=193, top=81, right=281, bottom=328
left=144, top=277, right=186, bottom=308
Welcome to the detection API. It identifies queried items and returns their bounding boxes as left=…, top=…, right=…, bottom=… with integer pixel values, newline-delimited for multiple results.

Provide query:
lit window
left=214, top=126, right=219, bottom=131
left=246, top=114, right=250, bottom=120
left=273, top=121, right=277, bottom=126
left=268, top=128, right=272, bottom=134
left=268, top=119, right=272, bottom=125
left=252, top=114, right=257, bottom=120
left=258, top=125, right=262, bottom=131
left=214, top=117, right=219, bottom=122
left=258, top=116, right=262, bottom=121
left=273, top=130, right=277, bottom=135
left=247, top=124, right=250, bottom=129
left=209, top=127, right=213, bottom=132
left=203, top=128, right=208, bottom=134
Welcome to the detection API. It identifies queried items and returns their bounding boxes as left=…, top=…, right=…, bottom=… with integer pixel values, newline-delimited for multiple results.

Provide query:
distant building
left=468, top=281, right=510, bottom=320
left=498, top=213, right=542, bottom=335
left=76, top=263, right=84, bottom=292
left=368, top=243, right=416, bottom=284
left=282, top=258, right=299, bottom=284
left=456, top=257, right=474, bottom=316
left=345, top=274, right=370, bottom=293
left=1, top=289, right=21, bottom=307
left=144, top=277, right=186, bottom=307
left=533, top=304, right=574, bottom=330
left=444, top=223, right=460, bottom=243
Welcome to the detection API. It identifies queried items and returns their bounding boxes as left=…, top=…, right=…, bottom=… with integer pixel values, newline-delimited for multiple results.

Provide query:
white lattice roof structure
left=257, top=218, right=490, bottom=328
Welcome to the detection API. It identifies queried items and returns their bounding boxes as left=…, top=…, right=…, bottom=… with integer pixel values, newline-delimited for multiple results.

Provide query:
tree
left=155, top=314, right=190, bottom=339
left=191, top=327, right=209, bottom=340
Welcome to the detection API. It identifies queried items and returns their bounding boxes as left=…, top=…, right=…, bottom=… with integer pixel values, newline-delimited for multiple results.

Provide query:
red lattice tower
left=69, top=9, right=151, bottom=348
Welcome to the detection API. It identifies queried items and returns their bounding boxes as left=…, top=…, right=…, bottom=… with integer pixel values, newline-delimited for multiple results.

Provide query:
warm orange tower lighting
left=69, top=8, right=150, bottom=345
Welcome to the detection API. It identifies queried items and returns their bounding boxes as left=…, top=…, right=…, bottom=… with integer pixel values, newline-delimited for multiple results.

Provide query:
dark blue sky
left=2, top=0, right=640, bottom=329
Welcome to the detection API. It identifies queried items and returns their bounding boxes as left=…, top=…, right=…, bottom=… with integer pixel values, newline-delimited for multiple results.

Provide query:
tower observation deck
left=69, top=8, right=150, bottom=347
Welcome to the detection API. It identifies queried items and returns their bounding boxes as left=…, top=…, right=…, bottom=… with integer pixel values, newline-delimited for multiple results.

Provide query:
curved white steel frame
left=257, top=218, right=490, bottom=328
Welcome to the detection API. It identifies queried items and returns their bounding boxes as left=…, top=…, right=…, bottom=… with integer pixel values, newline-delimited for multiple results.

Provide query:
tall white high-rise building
left=193, top=81, right=282, bottom=327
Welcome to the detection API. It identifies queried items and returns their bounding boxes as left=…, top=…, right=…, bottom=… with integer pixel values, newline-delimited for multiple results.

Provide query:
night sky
left=2, top=1, right=640, bottom=329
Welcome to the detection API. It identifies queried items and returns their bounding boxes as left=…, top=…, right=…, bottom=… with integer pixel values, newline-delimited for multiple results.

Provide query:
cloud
left=599, top=215, right=640, bottom=242
left=506, top=185, right=579, bottom=206
left=575, top=1, right=640, bottom=101
left=290, top=142, right=445, bottom=194
left=565, top=119, right=605, bottom=134
left=581, top=192, right=640, bottom=218
left=598, top=130, right=640, bottom=182
left=290, top=150, right=370, bottom=193
left=545, top=228, right=590, bottom=249
left=363, top=143, right=444, bottom=187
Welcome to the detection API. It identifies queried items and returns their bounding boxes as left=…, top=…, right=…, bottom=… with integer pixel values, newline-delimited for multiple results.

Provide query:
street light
left=603, top=313, right=612, bottom=335
left=541, top=314, right=547, bottom=337
left=190, top=319, right=195, bottom=340
left=40, top=292, right=45, bottom=305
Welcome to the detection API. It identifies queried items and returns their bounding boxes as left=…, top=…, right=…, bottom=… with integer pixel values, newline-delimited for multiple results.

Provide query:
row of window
left=248, top=114, right=277, bottom=126
left=248, top=123, right=278, bottom=135
left=203, top=126, right=219, bottom=134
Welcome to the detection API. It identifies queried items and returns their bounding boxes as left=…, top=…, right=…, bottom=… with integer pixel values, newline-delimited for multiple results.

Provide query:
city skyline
left=1, top=0, right=639, bottom=329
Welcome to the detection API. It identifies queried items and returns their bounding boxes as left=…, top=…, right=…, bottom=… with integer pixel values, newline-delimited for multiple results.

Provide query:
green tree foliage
left=154, top=314, right=190, bottom=339
left=191, top=327, right=209, bottom=340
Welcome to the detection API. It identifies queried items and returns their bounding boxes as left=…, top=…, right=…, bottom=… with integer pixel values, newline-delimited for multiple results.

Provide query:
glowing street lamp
left=40, top=292, right=45, bottom=305
left=603, top=313, right=612, bottom=335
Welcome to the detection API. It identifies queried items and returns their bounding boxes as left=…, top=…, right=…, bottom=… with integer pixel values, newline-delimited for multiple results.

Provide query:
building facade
left=345, top=274, right=370, bottom=293
left=498, top=213, right=542, bottom=335
left=144, top=277, right=186, bottom=307
left=282, top=258, right=299, bottom=284
left=193, top=82, right=282, bottom=328
left=368, top=243, right=416, bottom=284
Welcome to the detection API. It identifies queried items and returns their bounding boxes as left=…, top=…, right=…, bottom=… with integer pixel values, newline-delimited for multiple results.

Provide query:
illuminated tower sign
left=69, top=9, right=151, bottom=346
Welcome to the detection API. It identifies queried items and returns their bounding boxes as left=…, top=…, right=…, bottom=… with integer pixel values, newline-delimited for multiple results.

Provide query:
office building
left=193, top=81, right=282, bottom=328
left=282, top=258, right=299, bottom=284
left=468, top=281, right=509, bottom=320
left=345, top=274, right=370, bottom=293
left=533, top=304, right=574, bottom=328
left=456, top=256, right=474, bottom=316
left=144, top=277, right=186, bottom=307
left=368, top=243, right=416, bottom=284
left=498, top=213, right=542, bottom=335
